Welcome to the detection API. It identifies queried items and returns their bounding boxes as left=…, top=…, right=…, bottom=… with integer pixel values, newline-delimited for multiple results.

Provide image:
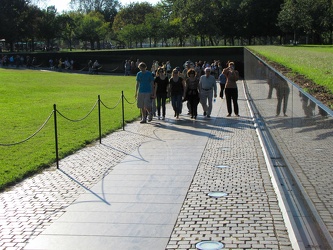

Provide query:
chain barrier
left=0, top=110, right=54, bottom=146
left=56, top=100, right=98, bottom=122
left=123, top=94, right=137, bottom=105
left=100, top=95, right=122, bottom=110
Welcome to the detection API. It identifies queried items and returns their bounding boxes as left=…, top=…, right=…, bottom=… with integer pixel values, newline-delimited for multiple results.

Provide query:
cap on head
left=204, top=67, right=211, bottom=72
left=138, top=62, right=147, bottom=69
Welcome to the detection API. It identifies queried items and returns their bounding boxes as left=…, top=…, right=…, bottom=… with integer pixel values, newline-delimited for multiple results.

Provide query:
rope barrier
left=0, top=110, right=54, bottom=146
left=0, top=91, right=136, bottom=148
left=123, top=94, right=137, bottom=105
left=56, top=100, right=98, bottom=122
left=100, top=95, right=122, bottom=110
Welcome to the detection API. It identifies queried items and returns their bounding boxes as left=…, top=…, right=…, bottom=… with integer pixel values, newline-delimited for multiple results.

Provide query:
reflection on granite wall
left=244, top=49, right=333, bottom=235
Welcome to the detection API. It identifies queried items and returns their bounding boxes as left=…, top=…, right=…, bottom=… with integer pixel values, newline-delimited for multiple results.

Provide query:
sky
left=43, top=0, right=160, bottom=12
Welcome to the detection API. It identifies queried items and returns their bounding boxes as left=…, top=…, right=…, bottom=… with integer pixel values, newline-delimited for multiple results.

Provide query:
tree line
left=0, top=0, right=332, bottom=52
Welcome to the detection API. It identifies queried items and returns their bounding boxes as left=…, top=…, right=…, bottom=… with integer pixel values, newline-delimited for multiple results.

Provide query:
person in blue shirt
left=135, top=62, right=155, bottom=123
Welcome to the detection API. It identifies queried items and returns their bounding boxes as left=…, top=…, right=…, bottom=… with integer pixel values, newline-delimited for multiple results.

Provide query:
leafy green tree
left=75, top=11, right=110, bottom=49
left=112, top=2, right=157, bottom=46
left=322, top=0, right=333, bottom=44
left=144, top=12, right=164, bottom=47
left=160, top=0, right=190, bottom=46
left=58, top=13, right=78, bottom=50
left=38, top=6, right=62, bottom=48
left=69, top=0, right=120, bottom=25
left=21, top=4, right=44, bottom=51
left=0, top=0, right=30, bottom=51
left=173, top=0, right=220, bottom=46
left=113, top=2, right=156, bottom=30
left=278, top=0, right=329, bottom=44
left=117, top=24, right=136, bottom=47
left=308, top=0, right=333, bottom=44
left=153, top=0, right=173, bottom=46
left=238, top=0, right=283, bottom=44
left=214, top=0, right=240, bottom=46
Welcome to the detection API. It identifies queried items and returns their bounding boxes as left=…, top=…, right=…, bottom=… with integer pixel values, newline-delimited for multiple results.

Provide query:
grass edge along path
left=247, top=45, right=333, bottom=109
left=0, top=69, right=139, bottom=191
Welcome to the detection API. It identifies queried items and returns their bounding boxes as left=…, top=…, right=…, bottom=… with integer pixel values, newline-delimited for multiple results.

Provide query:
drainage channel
left=244, top=81, right=331, bottom=250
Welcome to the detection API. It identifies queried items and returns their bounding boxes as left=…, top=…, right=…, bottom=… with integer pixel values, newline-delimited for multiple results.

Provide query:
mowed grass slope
left=0, top=68, right=139, bottom=190
left=247, top=45, right=333, bottom=94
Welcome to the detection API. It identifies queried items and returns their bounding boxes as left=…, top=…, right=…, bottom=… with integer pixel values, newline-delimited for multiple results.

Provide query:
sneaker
left=207, top=115, right=211, bottom=118
left=140, top=120, right=147, bottom=124
left=203, top=111, right=207, bottom=116
left=227, top=114, right=231, bottom=117
left=162, top=116, right=165, bottom=120
left=158, top=116, right=161, bottom=120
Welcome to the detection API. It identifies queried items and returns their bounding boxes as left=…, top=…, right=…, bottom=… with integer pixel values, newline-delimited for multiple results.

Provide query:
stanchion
left=98, top=95, right=102, bottom=143
left=53, top=104, right=59, bottom=169
left=122, top=91, right=125, bottom=131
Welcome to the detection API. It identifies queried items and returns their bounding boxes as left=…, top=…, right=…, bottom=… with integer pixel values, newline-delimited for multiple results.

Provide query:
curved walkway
left=1, top=83, right=292, bottom=249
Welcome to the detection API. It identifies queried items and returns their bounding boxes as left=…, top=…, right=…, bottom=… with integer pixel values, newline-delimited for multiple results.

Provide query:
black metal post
left=98, top=95, right=102, bottom=143
left=122, top=91, right=125, bottom=131
left=53, top=104, right=59, bottom=169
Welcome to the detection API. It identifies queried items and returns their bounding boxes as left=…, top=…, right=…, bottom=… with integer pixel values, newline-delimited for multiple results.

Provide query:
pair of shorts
left=137, top=93, right=152, bottom=109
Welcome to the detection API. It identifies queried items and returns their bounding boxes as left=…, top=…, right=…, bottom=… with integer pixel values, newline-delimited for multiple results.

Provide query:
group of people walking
left=135, top=60, right=239, bottom=123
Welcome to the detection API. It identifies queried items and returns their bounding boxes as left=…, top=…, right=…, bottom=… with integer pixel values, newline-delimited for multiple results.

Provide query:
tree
left=207, top=0, right=242, bottom=46
left=75, top=11, right=110, bottom=49
left=21, top=4, right=44, bottom=51
left=278, top=0, right=329, bottom=44
left=59, top=13, right=77, bottom=50
left=112, top=2, right=157, bottom=46
left=0, top=0, right=30, bottom=51
left=322, top=0, right=333, bottom=44
left=38, top=6, right=62, bottom=49
left=70, top=0, right=119, bottom=24
left=238, top=0, right=283, bottom=45
left=144, top=12, right=164, bottom=47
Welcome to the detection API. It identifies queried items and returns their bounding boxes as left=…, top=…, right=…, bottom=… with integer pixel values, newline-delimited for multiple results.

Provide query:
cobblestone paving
left=0, top=123, right=153, bottom=250
left=166, top=101, right=292, bottom=249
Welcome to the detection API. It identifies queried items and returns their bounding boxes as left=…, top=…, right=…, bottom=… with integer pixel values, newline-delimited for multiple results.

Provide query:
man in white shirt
left=199, top=67, right=217, bottom=118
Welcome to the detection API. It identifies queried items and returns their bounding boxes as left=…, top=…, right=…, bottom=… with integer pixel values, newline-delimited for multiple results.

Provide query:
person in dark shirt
left=185, top=69, right=200, bottom=119
left=154, top=67, right=169, bottom=120
left=169, top=68, right=186, bottom=119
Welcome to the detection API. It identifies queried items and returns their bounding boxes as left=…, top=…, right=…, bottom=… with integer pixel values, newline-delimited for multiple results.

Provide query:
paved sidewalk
left=1, top=83, right=292, bottom=250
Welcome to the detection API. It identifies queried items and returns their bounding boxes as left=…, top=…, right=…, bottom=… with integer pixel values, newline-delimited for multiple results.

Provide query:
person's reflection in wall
left=276, top=78, right=290, bottom=116
left=267, top=71, right=278, bottom=99
left=299, top=91, right=316, bottom=117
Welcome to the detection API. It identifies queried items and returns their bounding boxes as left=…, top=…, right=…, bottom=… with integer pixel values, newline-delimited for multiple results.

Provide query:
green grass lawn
left=0, top=68, right=139, bottom=190
left=247, top=45, right=333, bottom=94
